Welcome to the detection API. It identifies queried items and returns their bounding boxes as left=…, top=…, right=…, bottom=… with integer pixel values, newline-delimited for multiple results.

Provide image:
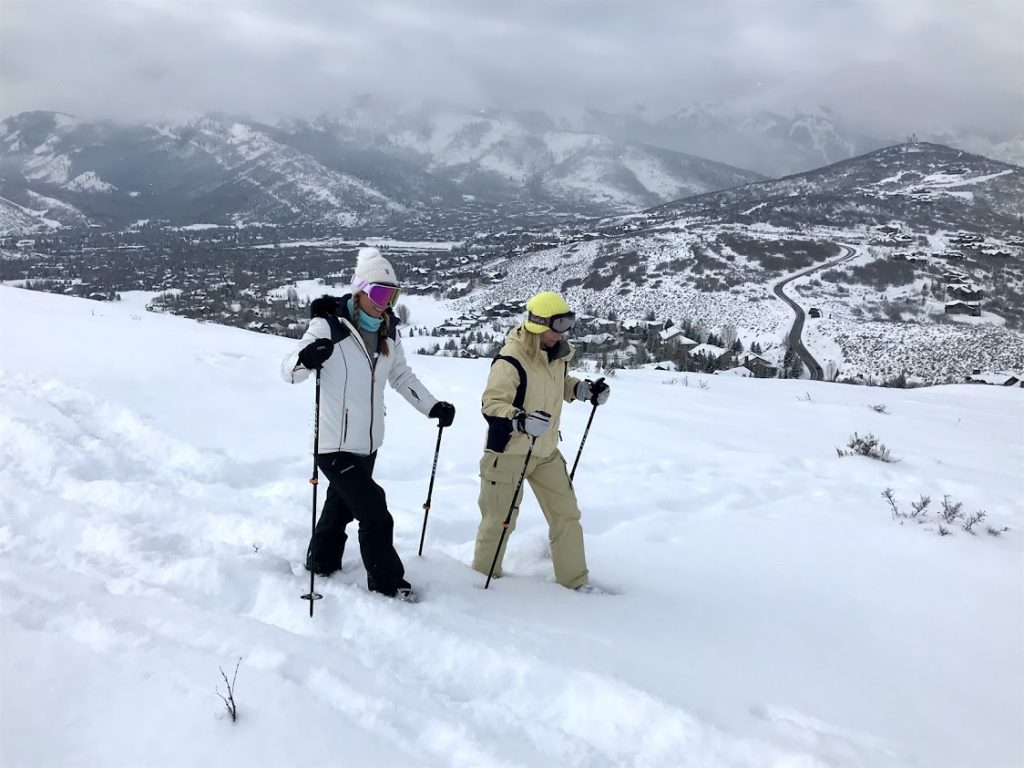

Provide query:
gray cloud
left=1, top=0, right=1020, bottom=136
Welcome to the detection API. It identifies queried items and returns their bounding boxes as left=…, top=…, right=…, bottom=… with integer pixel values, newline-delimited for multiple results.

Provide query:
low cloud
left=1, top=0, right=1020, bottom=135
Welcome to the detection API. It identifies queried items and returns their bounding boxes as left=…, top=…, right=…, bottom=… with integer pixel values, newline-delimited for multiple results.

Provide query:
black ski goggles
left=528, top=310, right=576, bottom=333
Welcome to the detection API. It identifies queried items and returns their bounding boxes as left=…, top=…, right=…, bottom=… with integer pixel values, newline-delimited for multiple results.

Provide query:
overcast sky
left=1, top=0, right=1021, bottom=136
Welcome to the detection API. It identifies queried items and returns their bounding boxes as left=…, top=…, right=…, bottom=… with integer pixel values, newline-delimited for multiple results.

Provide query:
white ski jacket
left=281, top=307, right=438, bottom=455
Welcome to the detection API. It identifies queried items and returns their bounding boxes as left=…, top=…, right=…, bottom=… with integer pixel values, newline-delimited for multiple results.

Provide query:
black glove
left=515, top=410, right=551, bottom=437
left=297, top=338, right=333, bottom=370
left=429, top=401, right=456, bottom=427
left=575, top=377, right=610, bottom=405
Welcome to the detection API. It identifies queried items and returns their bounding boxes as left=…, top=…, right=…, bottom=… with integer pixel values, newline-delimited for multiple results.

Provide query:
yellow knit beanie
left=524, top=291, right=571, bottom=334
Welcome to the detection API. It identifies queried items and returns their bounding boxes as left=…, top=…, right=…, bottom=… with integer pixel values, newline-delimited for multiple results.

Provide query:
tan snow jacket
left=482, top=324, right=582, bottom=458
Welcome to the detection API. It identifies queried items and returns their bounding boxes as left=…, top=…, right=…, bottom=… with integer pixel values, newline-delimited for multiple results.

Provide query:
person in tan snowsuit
left=472, top=291, right=610, bottom=590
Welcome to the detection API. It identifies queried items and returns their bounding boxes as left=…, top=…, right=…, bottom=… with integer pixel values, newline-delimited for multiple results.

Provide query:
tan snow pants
left=472, top=449, right=588, bottom=589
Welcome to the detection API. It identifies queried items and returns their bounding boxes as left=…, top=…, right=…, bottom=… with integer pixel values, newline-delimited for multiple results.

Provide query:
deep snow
left=1, top=286, right=1021, bottom=767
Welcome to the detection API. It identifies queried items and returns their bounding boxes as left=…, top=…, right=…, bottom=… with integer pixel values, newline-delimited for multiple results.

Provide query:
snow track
left=0, top=374, right=807, bottom=767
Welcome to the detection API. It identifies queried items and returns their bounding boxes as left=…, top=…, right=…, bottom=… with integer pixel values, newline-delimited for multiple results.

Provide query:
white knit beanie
left=352, top=247, right=398, bottom=288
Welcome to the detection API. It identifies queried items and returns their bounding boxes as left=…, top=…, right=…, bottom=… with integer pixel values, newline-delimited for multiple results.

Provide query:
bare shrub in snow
left=939, top=495, right=965, bottom=524
left=962, top=510, right=986, bottom=534
left=216, top=658, right=241, bottom=723
left=881, top=488, right=902, bottom=520
left=870, top=403, right=890, bottom=414
left=887, top=490, right=1006, bottom=539
left=838, top=432, right=895, bottom=462
left=882, top=490, right=934, bottom=525
left=909, top=495, right=931, bottom=520
left=698, top=380, right=710, bottom=390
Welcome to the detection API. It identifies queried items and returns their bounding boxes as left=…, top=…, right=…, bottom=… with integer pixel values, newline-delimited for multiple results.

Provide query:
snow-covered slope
left=463, top=142, right=1024, bottom=382
left=0, top=196, right=46, bottom=233
left=1, top=286, right=1021, bottom=767
left=0, top=112, right=406, bottom=230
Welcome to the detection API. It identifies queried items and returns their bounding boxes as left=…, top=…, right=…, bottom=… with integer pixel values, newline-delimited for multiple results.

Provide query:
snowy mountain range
left=2, top=104, right=1018, bottom=236
left=0, top=110, right=762, bottom=233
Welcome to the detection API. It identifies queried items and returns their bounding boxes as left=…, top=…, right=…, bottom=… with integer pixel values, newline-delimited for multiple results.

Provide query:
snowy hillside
left=0, top=196, right=47, bottom=233
left=464, top=143, right=1024, bottom=382
left=1, top=285, right=1021, bottom=767
left=0, top=112, right=406, bottom=231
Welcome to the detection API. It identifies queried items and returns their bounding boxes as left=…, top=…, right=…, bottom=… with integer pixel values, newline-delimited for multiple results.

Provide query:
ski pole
left=417, top=423, right=445, bottom=556
left=569, top=377, right=604, bottom=482
left=485, top=436, right=536, bottom=589
left=301, top=368, right=324, bottom=616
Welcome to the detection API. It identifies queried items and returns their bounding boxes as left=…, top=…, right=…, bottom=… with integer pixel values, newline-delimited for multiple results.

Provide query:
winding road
left=771, top=244, right=856, bottom=381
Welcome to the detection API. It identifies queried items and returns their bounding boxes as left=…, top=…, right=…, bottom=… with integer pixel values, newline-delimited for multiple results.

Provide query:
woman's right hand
left=298, top=338, right=333, bottom=369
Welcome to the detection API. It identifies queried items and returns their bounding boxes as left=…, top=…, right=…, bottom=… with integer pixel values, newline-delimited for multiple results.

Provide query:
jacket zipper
left=369, top=362, right=376, bottom=447
left=351, top=329, right=377, bottom=449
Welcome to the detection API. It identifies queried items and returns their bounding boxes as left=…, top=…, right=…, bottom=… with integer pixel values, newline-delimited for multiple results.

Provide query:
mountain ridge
left=0, top=109, right=764, bottom=235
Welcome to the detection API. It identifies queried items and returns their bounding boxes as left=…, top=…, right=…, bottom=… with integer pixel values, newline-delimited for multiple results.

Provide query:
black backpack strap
left=324, top=314, right=350, bottom=344
left=484, top=354, right=529, bottom=453
left=493, top=355, right=528, bottom=409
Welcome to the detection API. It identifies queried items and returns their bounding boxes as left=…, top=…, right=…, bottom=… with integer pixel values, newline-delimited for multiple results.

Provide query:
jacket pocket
left=480, top=453, right=512, bottom=487
left=342, top=409, right=349, bottom=441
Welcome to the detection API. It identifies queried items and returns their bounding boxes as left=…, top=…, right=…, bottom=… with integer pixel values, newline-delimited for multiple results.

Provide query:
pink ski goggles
left=354, top=280, right=400, bottom=308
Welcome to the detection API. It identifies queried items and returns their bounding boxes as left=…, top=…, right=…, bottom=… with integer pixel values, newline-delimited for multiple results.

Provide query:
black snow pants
left=305, top=451, right=407, bottom=594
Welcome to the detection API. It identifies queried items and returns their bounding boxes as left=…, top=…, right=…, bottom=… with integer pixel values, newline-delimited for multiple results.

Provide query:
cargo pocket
left=479, top=454, right=521, bottom=527
left=480, top=453, right=505, bottom=487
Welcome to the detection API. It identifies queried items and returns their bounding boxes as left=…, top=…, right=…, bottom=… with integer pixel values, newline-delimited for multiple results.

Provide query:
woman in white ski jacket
left=281, top=248, right=455, bottom=600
